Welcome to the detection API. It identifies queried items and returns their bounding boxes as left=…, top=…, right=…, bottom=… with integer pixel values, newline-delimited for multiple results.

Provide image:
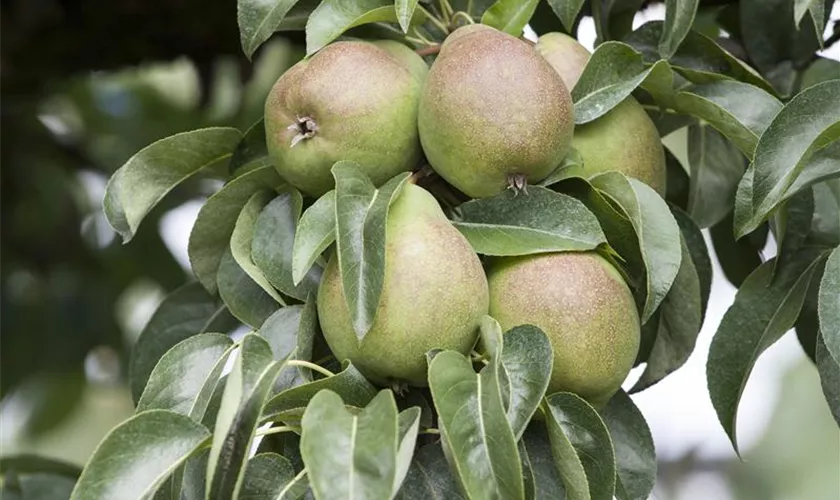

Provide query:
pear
left=264, top=41, right=427, bottom=197
left=317, top=183, right=489, bottom=386
left=536, top=32, right=667, bottom=195
left=418, top=25, right=574, bottom=198
left=487, top=251, right=640, bottom=408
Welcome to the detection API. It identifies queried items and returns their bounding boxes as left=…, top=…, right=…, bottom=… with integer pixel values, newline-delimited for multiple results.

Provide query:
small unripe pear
left=536, top=33, right=667, bottom=195
left=317, top=184, right=489, bottom=386
left=419, top=25, right=574, bottom=198
left=487, top=251, right=640, bottom=408
left=265, top=41, right=427, bottom=197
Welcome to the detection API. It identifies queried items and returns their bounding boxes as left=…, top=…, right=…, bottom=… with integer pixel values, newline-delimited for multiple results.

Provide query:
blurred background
left=1, top=1, right=838, bottom=499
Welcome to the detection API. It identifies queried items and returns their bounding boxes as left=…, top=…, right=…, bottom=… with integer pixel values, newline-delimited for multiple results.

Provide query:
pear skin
left=487, top=251, right=640, bottom=408
left=265, top=41, right=427, bottom=197
left=419, top=25, right=574, bottom=198
left=536, top=32, right=667, bottom=195
left=317, top=184, right=489, bottom=386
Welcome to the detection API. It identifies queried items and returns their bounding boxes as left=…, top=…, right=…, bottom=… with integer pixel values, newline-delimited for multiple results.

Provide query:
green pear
left=317, top=183, right=489, bottom=386
left=264, top=41, right=427, bottom=197
left=536, top=32, right=667, bottom=195
left=487, top=251, right=640, bottom=408
left=418, top=25, right=574, bottom=198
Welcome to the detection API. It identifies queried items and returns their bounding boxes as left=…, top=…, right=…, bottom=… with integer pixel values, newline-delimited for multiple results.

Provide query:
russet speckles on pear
left=317, top=184, right=489, bottom=387
left=535, top=32, right=668, bottom=195
left=418, top=25, right=575, bottom=199
left=264, top=40, right=427, bottom=197
left=487, top=251, right=640, bottom=409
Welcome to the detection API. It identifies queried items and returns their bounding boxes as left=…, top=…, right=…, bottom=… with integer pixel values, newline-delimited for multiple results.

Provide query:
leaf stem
left=285, top=359, right=336, bottom=378
left=420, top=428, right=440, bottom=435
left=438, top=0, right=454, bottom=24
left=419, top=5, right=450, bottom=34
left=470, top=350, right=489, bottom=365
left=450, top=11, right=475, bottom=28
left=410, top=27, right=437, bottom=46
left=257, top=425, right=300, bottom=436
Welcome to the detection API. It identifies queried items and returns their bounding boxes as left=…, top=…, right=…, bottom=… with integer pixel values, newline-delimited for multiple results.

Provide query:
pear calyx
left=287, top=116, right=318, bottom=148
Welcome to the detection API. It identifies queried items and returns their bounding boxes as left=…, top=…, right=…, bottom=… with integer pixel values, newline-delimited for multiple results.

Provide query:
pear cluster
left=264, top=25, right=662, bottom=407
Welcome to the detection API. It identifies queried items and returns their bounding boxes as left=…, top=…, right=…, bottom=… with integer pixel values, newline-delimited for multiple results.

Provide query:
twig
left=416, top=45, right=442, bottom=56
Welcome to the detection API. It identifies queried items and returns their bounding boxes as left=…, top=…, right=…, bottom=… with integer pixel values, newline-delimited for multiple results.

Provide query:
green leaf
left=673, top=81, right=783, bottom=158
left=395, top=407, right=422, bottom=495
left=593, top=0, right=645, bottom=41
left=810, top=179, right=840, bottom=247
left=427, top=350, right=524, bottom=500
left=816, top=333, right=840, bottom=425
left=658, top=0, right=699, bottom=59
left=539, top=147, right=585, bottom=188
left=624, top=22, right=775, bottom=94
left=1, top=454, right=81, bottom=499
left=740, top=0, right=824, bottom=77
left=70, top=410, right=210, bottom=500
left=239, top=0, right=304, bottom=59
left=395, top=0, right=419, bottom=32
left=675, top=205, right=712, bottom=316
left=232, top=191, right=286, bottom=304
left=571, top=42, right=666, bottom=124
left=292, top=190, right=336, bottom=286
left=687, top=123, right=746, bottom=228
left=395, top=444, right=465, bottom=500
left=600, top=391, right=656, bottom=500
left=136, top=333, right=234, bottom=420
left=794, top=0, right=825, bottom=38
left=2, top=473, right=76, bottom=500
left=546, top=0, right=586, bottom=32
left=631, top=224, right=702, bottom=392
left=207, top=334, right=286, bottom=499
left=736, top=81, right=840, bottom=237
left=239, top=453, right=299, bottom=499
left=544, top=392, right=616, bottom=500
left=452, top=187, right=606, bottom=256
left=481, top=0, right=540, bottom=36
left=301, top=390, right=418, bottom=499
left=519, top=422, right=566, bottom=499
left=480, top=318, right=553, bottom=439
left=258, top=298, right=318, bottom=391
left=819, top=247, right=840, bottom=366
left=129, top=282, right=236, bottom=404
left=590, top=172, right=683, bottom=323
left=306, top=0, right=401, bottom=55
left=772, top=189, right=815, bottom=278
left=0, top=455, right=81, bottom=479
left=229, top=119, right=270, bottom=176
left=189, top=165, right=283, bottom=294
left=709, top=213, right=763, bottom=287
left=253, top=188, right=322, bottom=301
left=333, top=163, right=411, bottom=339
left=801, top=57, right=840, bottom=91
left=217, top=246, right=280, bottom=328
left=104, top=128, right=241, bottom=243
left=707, top=248, right=828, bottom=453
left=262, top=362, right=378, bottom=423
